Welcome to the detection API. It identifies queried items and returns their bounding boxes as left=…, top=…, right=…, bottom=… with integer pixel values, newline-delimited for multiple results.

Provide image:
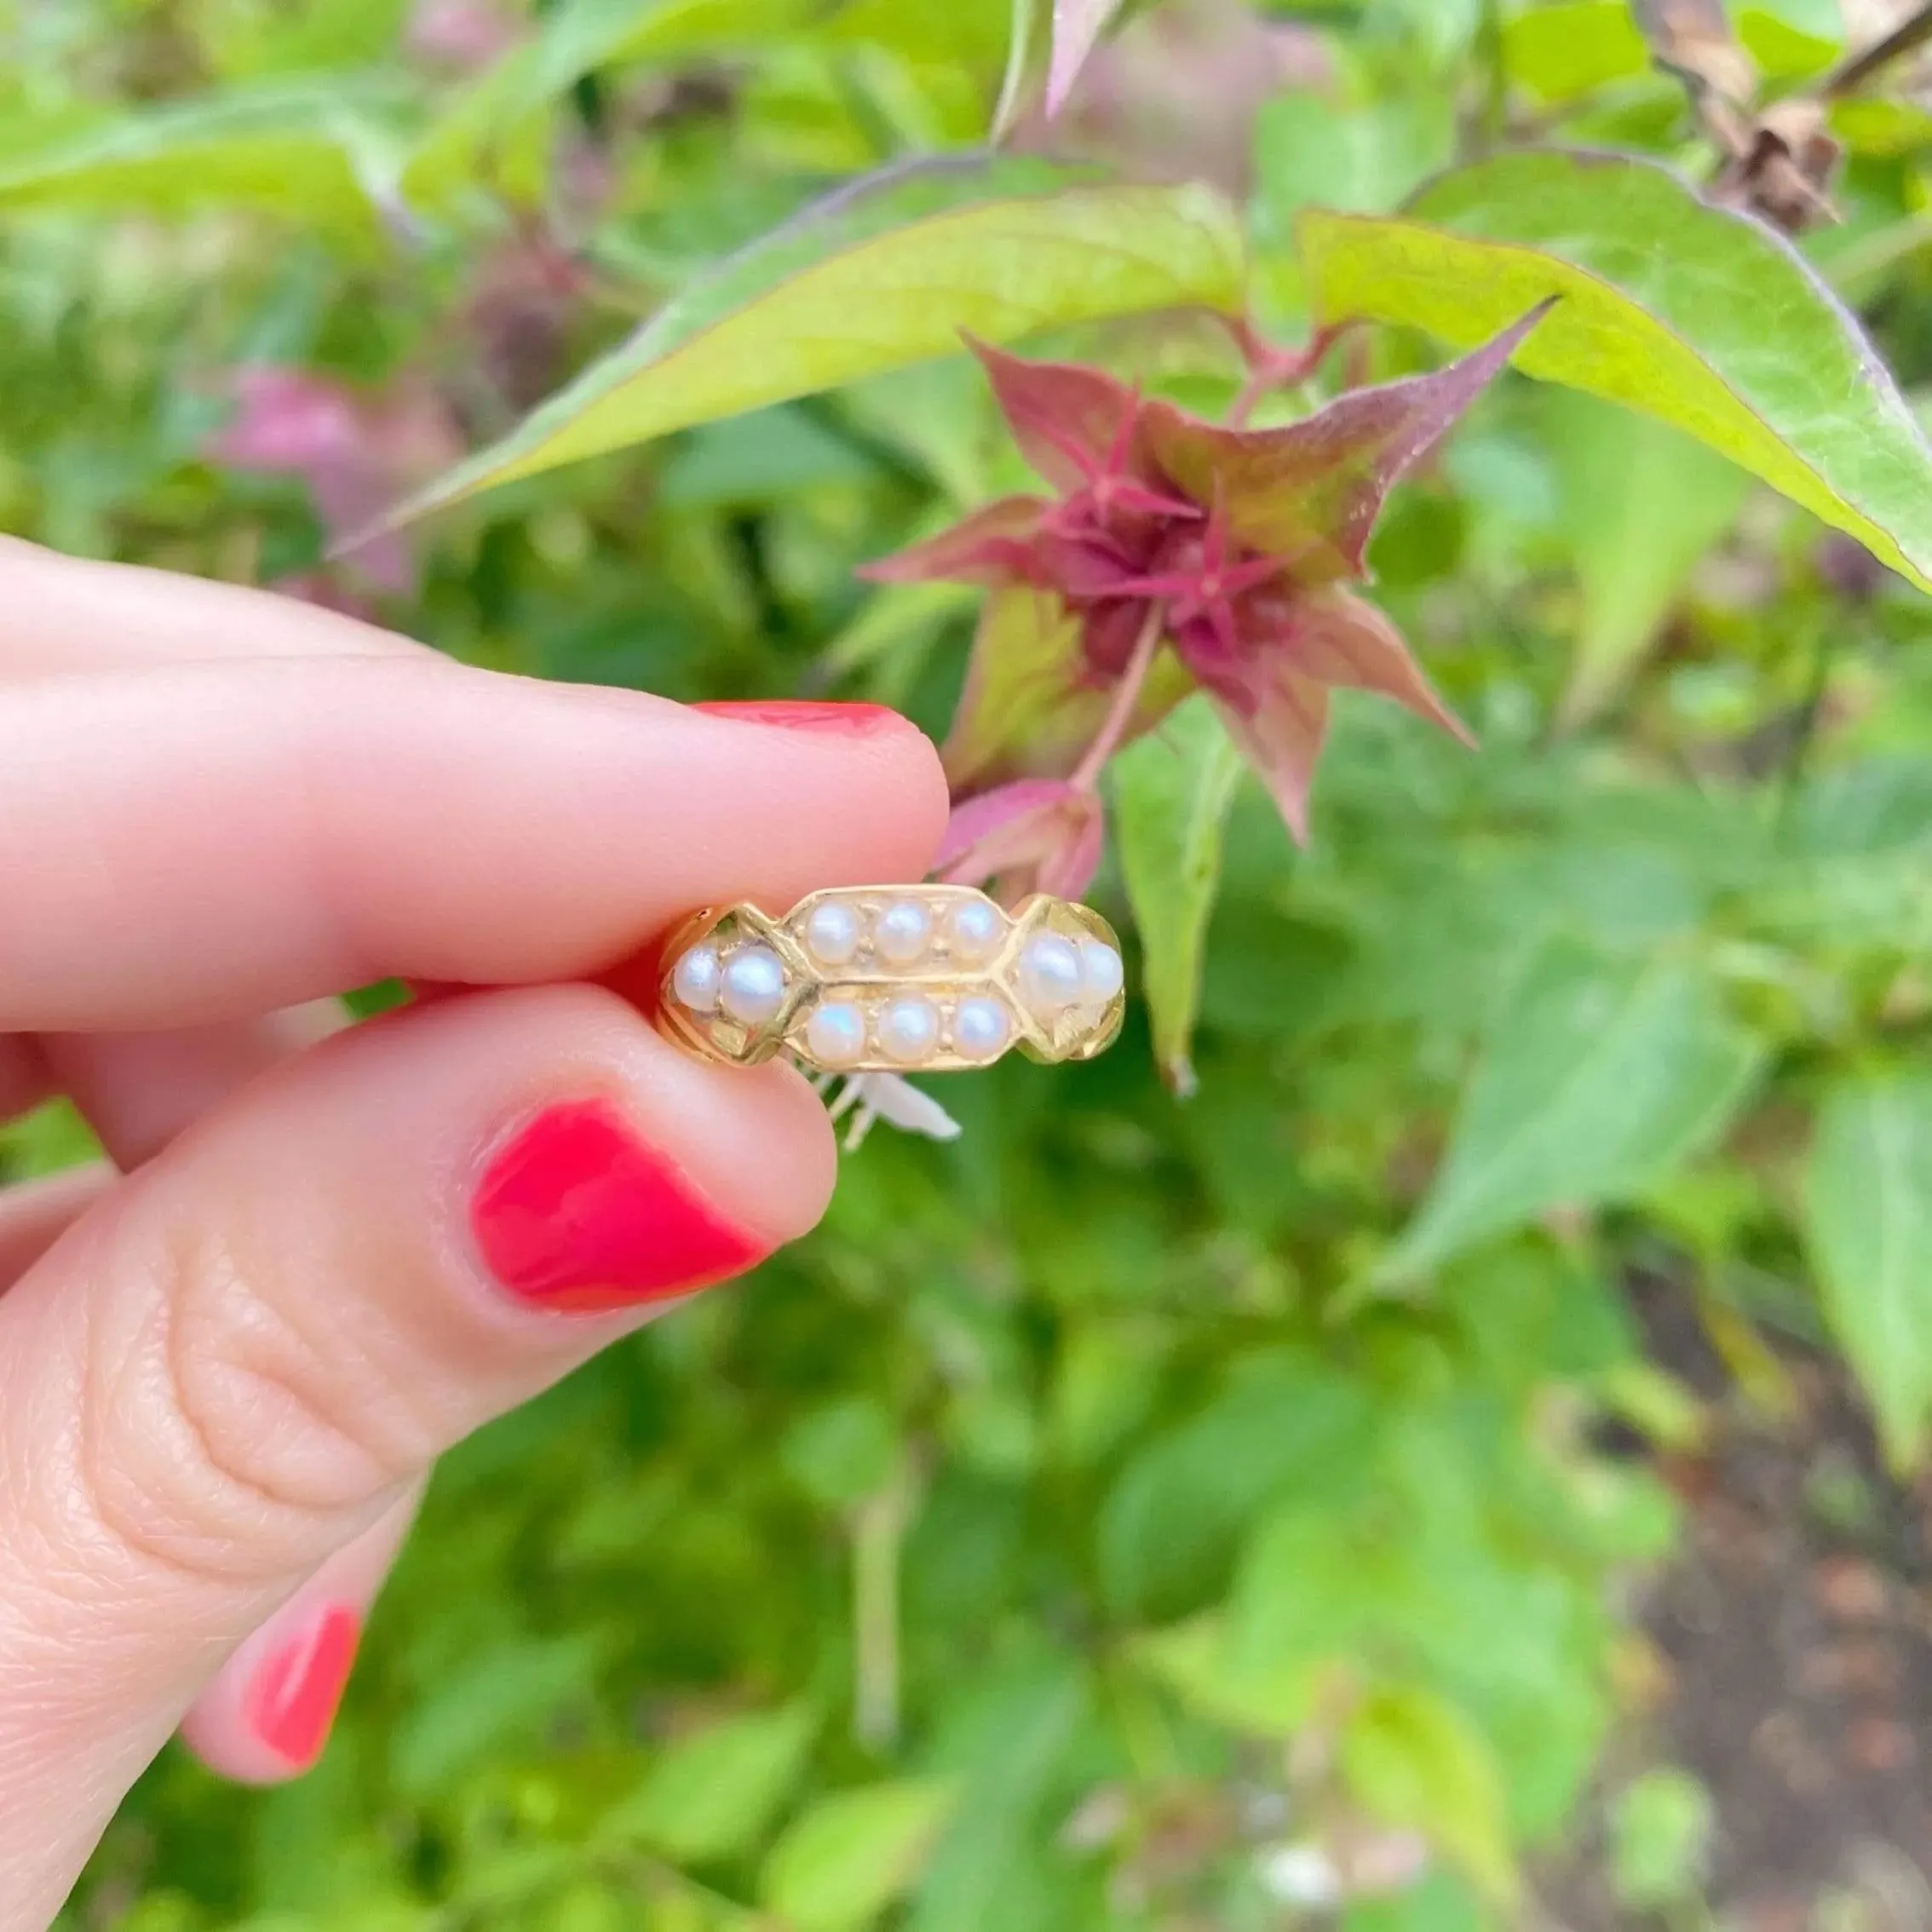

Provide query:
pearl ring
left=657, top=885, right=1125, bottom=1074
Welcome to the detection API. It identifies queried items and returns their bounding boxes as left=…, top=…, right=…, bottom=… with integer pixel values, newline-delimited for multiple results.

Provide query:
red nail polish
left=693, top=699, right=907, bottom=736
left=249, top=1605, right=359, bottom=1768
left=470, top=1099, right=765, bottom=1313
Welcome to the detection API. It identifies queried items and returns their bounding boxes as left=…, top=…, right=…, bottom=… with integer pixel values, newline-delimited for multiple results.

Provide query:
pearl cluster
left=670, top=936, right=788, bottom=1026
left=796, top=894, right=1005, bottom=973
left=664, top=889, right=1124, bottom=1073
left=802, top=988, right=1015, bottom=1071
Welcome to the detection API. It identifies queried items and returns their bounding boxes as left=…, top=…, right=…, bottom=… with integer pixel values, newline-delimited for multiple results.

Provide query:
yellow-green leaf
left=1296, top=149, right=1932, bottom=595
left=760, top=1778, right=958, bottom=1932
left=601, top=1702, right=819, bottom=1864
left=386, top=158, right=1246, bottom=526
left=1340, top=1684, right=1518, bottom=1906
left=0, top=82, right=394, bottom=241
left=1502, top=1, right=1648, bottom=103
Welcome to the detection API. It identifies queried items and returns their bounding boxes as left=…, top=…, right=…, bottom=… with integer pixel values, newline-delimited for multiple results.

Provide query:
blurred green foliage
left=9, top=0, right=1932, bottom=1924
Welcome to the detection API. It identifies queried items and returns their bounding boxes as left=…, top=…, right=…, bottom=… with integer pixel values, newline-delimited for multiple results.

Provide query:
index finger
left=0, top=656, right=948, bottom=1032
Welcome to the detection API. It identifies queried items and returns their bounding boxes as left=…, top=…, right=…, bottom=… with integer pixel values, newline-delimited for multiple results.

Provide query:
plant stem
left=1824, top=0, right=1932, bottom=98
left=1072, top=602, right=1165, bottom=791
left=853, top=1476, right=905, bottom=1752
left=1469, top=0, right=1510, bottom=158
left=1226, top=321, right=1347, bottom=429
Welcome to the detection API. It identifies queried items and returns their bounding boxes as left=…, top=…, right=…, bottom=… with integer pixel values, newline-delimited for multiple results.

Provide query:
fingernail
left=470, top=1099, right=766, bottom=1313
left=249, top=1605, right=359, bottom=1769
left=693, top=699, right=907, bottom=736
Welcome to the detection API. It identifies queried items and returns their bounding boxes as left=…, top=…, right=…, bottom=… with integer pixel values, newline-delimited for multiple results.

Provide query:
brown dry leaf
left=1632, top=0, right=1757, bottom=103
left=1632, top=0, right=1842, bottom=230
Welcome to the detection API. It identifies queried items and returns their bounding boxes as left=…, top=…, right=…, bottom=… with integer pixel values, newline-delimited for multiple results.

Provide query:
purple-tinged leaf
left=1142, top=305, right=1550, bottom=582
left=936, top=777, right=1106, bottom=901
left=1047, top=0, right=1127, bottom=118
left=860, top=495, right=1049, bottom=586
left=1210, top=667, right=1330, bottom=845
left=1256, top=587, right=1471, bottom=744
left=967, top=338, right=1191, bottom=515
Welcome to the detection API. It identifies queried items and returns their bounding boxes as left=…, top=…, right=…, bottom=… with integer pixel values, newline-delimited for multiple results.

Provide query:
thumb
left=0, top=986, right=836, bottom=1928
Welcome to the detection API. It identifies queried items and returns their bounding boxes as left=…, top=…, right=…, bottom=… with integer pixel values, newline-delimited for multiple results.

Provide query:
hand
left=0, top=539, right=947, bottom=1929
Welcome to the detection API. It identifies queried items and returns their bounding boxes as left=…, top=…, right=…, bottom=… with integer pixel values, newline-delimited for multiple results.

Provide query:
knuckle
left=73, top=1200, right=434, bottom=1590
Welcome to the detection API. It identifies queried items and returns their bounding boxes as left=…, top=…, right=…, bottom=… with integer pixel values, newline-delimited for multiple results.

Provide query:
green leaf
left=1112, top=697, right=1247, bottom=1095
left=760, top=1779, right=959, bottom=1932
left=601, top=1702, right=819, bottom=1863
left=992, top=0, right=1049, bottom=138
left=825, top=579, right=977, bottom=676
left=942, top=587, right=1193, bottom=791
left=391, top=1635, right=601, bottom=1798
left=1296, top=149, right=1932, bottom=595
left=1544, top=389, right=1754, bottom=727
left=1341, top=1871, right=1488, bottom=1932
left=781, top=1399, right=898, bottom=1509
left=1340, top=1684, right=1517, bottom=1906
left=1384, top=940, right=1763, bottom=1280
left=404, top=0, right=810, bottom=207
left=1252, top=94, right=1428, bottom=232
left=1739, top=3, right=1841, bottom=77
left=384, top=158, right=1246, bottom=524
left=1098, top=1354, right=1375, bottom=1619
left=0, top=1098, right=101, bottom=1181
left=1803, top=1073, right=1932, bottom=1469
left=0, top=82, right=392, bottom=240
left=1501, top=1, right=1649, bottom=102
left=1131, top=1614, right=1322, bottom=1738
left=906, top=1656, right=1089, bottom=1932
left=1610, top=1768, right=1712, bottom=1912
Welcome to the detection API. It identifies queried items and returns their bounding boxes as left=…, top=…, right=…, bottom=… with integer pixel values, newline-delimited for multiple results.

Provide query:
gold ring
left=658, top=885, right=1124, bottom=1074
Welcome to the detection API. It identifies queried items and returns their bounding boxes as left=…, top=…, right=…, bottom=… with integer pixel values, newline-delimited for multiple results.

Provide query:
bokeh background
left=9, top=0, right=1932, bottom=1925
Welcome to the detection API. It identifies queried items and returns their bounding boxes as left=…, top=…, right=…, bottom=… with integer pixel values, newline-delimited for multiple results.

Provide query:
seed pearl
left=874, top=899, right=933, bottom=965
left=802, top=900, right=861, bottom=967
left=671, top=942, right=722, bottom=1013
left=944, top=896, right=1004, bottom=964
left=1017, top=932, right=1084, bottom=1015
left=878, top=994, right=940, bottom=1063
left=1079, top=939, right=1124, bottom=1006
left=805, top=999, right=867, bottom=1068
left=719, top=944, right=789, bottom=1025
left=952, top=996, right=1012, bottom=1062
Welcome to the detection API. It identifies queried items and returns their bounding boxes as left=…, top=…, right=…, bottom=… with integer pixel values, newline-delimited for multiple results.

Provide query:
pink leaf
left=1047, top=0, right=1127, bottom=118
left=1142, top=303, right=1553, bottom=583
left=936, top=778, right=1107, bottom=900
left=206, top=366, right=459, bottom=595
left=206, top=368, right=362, bottom=472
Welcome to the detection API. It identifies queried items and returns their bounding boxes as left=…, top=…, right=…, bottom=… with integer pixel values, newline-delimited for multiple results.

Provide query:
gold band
left=658, top=885, right=1124, bottom=1075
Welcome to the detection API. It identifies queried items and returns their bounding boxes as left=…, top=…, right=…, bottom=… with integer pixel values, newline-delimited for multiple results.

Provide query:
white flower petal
left=1256, top=1843, right=1343, bottom=1908
left=819, top=1072, right=963, bottom=1148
